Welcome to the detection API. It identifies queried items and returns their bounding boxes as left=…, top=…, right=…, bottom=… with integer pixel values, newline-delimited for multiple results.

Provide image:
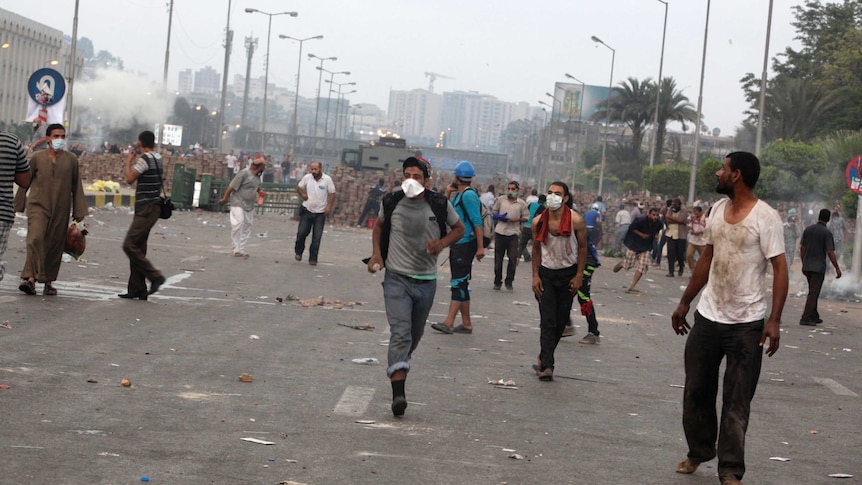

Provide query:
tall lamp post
left=688, top=0, right=711, bottom=203
left=245, top=8, right=298, bottom=153
left=216, top=0, right=233, bottom=154
left=649, top=0, right=669, bottom=174
left=320, top=70, right=351, bottom=138
left=308, top=53, right=337, bottom=137
left=564, top=73, right=586, bottom=186
left=754, top=0, right=775, bottom=156
left=337, top=90, right=357, bottom=139
left=591, top=35, right=615, bottom=196
left=538, top=105, right=550, bottom=187
left=279, top=34, right=323, bottom=155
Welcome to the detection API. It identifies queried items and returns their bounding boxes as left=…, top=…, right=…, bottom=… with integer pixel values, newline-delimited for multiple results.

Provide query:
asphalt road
left=1, top=206, right=859, bottom=485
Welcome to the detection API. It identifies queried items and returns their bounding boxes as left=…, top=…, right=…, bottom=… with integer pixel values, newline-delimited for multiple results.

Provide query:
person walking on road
left=530, top=181, right=587, bottom=381
left=613, top=208, right=663, bottom=293
left=431, top=161, right=484, bottom=335
left=492, top=181, right=529, bottom=290
left=782, top=208, right=799, bottom=268
left=664, top=197, right=688, bottom=277
left=119, top=131, right=167, bottom=300
left=671, top=151, right=788, bottom=485
left=799, top=209, right=842, bottom=325
left=0, top=131, right=31, bottom=282
left=357, top=178, right=386, bottom=228
left=17, top=124, right=88, bottom=296
left=295, top=162, right=336, bottom=265
left=686, top=205, right=706, bottom=273
left=367, top=157, right=464, bottom=417
left=218, top=157, right=266, bottom=257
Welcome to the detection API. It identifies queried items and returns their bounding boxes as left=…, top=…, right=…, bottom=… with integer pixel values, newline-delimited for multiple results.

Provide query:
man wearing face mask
left=17, top=124, right=87, bottom=296
left=219, top=156, right=266, bottom=257
left=492, top=181, right=529, bottom=290
left=295, top=161, right=336, bottom=265
left=367, top=157, right=465, bottom=417
left=530, top=181, right=588, bottom=381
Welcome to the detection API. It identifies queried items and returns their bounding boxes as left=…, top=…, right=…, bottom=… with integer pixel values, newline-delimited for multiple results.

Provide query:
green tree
left=648, top=77, right=697, bottom=162
left=695, top=157, right=723, bottom=196
left=591, top=77, right=652, bottom=158
left=582, top=145, right=602, bottom=169
left=642, top=165, right=689, bottom=197
left=740, top=75, right=842, bottom=142
left=759, top=139, right=829, bottom=177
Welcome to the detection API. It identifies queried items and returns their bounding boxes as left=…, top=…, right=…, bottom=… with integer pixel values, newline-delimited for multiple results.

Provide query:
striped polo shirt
left=132, top=152, right=164, bottom=212
left=0, top=132, right=30, bottom=223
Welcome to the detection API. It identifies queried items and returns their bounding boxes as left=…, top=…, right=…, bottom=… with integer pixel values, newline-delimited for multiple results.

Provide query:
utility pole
left=239, top=36, right=257, bottom=134
left=67, top=0, right=80, bottom=131
left=217, top=0, right=233, bottom=154
left=162, top=0, right=174, bottom=90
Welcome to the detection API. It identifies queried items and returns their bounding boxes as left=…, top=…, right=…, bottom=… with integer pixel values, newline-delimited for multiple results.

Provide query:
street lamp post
left=754, top=0, right=775, bottom=156
left=245, top=8, right=298, bottom=154
left=216, top=0, right=233, bottom=155
left=591, top=35, right=615, bottom=196
left=321, top=70, right=350, bottom=138
left=649, top=0, right=668, bottom=172
left=308, top=53, right=337, bottom=138
left=689, top=0, right=711, bottom=203
left=279, top=34, right=323, bottom=157
left=338, top=90, right=357, bottom=139
left=564, top=73, right=586, bottom=186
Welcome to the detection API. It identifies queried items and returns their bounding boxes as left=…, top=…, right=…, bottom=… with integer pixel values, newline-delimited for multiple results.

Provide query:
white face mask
left=51, top=139, right=66, bottom=151
left=401, top=178, right=425, bottom=199
left=546, top=194, right=563, bottom=211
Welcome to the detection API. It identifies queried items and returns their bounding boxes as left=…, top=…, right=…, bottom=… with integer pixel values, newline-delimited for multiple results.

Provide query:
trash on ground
left=238, top=373, right=254, bottom=383
left=0, top=384, right=10, bottom=389
left=97, top=452, right=120, bottom=457
left=355, top=420, right=376, bottom=425
left=508, top=453, right=526, bottom=460
left=351, top=358, right=379, bottom=365
left=842, top=348, right=852, bottom=352
left=512, top=301, right=531, bottom=306
left=0, top=321, right=11, bottom=329
left=299, top=296, right=325, bottom=307
left=769, top=378, right=785, bottom=382
left=241, top=437, right=274, bottom=445
left=120, top=378, right=131, bottom=387
left=502, top=448, right=516, bottom=452
left=769, top=457, right=791, bottom=462
left=249, top=335, right=260, bottom=340
left=829, top=474, right=854, bottom=478
left=669, top=384, right=684, bottom=388
left=338, top=323, right=375, bottom=331
left=87, top=378, right=98, bottom=383
left=488, top=378, right=518, bottom=389
left=497, top=339, right=513, bottom=343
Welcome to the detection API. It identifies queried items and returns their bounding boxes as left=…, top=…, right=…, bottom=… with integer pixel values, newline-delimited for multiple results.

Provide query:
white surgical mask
left=401, top=178, right=425, bottom=199
left=546, top=194, right=563, bottom=211
left=51, top=139, right=66, bottom=151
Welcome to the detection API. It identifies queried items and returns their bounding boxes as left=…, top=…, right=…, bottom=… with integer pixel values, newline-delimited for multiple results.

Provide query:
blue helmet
left=453, top=160, right=476, bottom=178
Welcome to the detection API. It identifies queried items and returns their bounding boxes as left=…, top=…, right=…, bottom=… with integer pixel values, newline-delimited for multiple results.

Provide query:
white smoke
left=76, top=68, right=171, bottom=128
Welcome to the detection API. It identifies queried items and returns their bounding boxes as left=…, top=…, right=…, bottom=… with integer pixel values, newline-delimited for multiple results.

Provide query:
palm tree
left=765, top=77, right=843, bottom=142
left=591, top=77, right=653, bottom=158
left=649, top=77, right=697, bottom=162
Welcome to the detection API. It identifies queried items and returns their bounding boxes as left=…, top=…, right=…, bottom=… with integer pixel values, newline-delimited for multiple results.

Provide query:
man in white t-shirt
left=671, top=152, right=788, bottom=485
left=225, top=150, right=237, bottom=177
left=479, top=185, right=496, bottom=212
left=295, top=162, right=336, bottom=265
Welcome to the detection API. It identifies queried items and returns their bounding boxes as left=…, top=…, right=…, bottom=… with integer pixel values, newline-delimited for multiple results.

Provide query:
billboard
left=553, top=82, right=609, bottom=122
left=160, top=124, right=183, bottom=147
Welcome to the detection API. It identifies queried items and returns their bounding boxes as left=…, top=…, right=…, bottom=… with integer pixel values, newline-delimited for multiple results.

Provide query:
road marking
left=813, top=377, right=858, bottom=397
left=334, top=385, right=376, bottom=416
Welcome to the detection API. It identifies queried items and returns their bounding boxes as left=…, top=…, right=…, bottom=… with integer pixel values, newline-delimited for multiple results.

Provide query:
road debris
left=238, top=373, right=254, bottom=383
left=351, top=358, right=379, bottom=364
left=120, top=378, right=131, bottom=387
left=241, top=437, right=274, bottom=445
left=488, top=378, right=518, bottom=389
left=338, top=322, right=375, bottom=331
left=508, top=453, right=526, bottom=460
left=769, top=457, right=791, bottom=462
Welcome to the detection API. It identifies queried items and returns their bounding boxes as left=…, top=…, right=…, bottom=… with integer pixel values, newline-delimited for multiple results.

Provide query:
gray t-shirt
left=381, top=195, right=460, bottom=277
left=229, top=168, right=261, bottom=211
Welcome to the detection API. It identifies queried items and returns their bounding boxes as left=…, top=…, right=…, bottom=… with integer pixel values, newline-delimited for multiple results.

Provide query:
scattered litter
left=120, top=378, right=131, bottom=387
left=284, top=459, right=298, bottom=464
left=508, top=453, right=526, bottom=460
left=502, top=448, right=516, bottom=453
left=62, top=253, right=73, bottom=263
left=355, top=420, right=376, bottom=425
left=256, top=232, right=267, bottom=238
left=497, top=339, right=513, bottom=343
left=351, top=358, right=379, bottom=365
left=299, top=296, right=325, bottom=307
left=276, top=481, right=307, bottom=485
left=628, top=413, right=639, bottom=416
left=435, top=375, right=455, bottom=380
left=811, top=430, right=818, bottom=434
left=141, top=477, right=149, bottom=482
left=256, top=296, right=268, bottom=300
left=0, top=384, right=10, bottom=389
left=338, top=323, right=375, bottom=331
left=469, top=348, right=485, bottom=352
left=770, top=457, right=791, bottom=462
left=275, top=297, right=283, bottom=303
left=669, top=384, right=685, bottom=388
left=785, top=345, right=799, bottom=349
left=238, top=373, right=254, bottom=383
left=508, top=328, right=520, bottom=333
left=0, top=321, right=11, bottom=329
left=16, top=228, right=27, bottom=237
left=488, top=378, right=517, bottom=388
left=87, top=378, right=98, bottom=383
left=842, top=348, right=852, bottom=352
left=249, top=335, right=260, bottom=340
left=649, top=313, right=664, bottom=317
left=828, top=474, right=854, bottom=478
left=241, top=437, right=274, bottom=445
left=97, top=452, right=120, bottom=457
left=820, top=331, right=833, bottom=335
left=769, top=378, right=785, bottom=382
left=512, top=301, right=531, bottom=306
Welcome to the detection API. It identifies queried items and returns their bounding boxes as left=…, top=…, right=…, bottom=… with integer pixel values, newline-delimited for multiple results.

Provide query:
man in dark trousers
left=357, top=177, right=386, bottom=228
left=671, top=151, right=788, bottom=485
left=799, top=209, right=842, bottom=325
left=119, top=131, right=167, bottom=300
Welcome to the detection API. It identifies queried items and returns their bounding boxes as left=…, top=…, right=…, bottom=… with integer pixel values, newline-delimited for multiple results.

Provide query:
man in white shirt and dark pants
left=492, top=181, right=529, bottom=290
left=295, top=162, right=336, bottom=265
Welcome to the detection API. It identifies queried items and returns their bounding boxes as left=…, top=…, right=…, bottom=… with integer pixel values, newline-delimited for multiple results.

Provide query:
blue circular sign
left=27, top=68, right=66, bottom=106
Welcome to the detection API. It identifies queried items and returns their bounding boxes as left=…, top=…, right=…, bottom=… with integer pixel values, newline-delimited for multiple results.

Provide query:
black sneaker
left=294, top=254, right=302, bottom=261
left=148, top=275, right=166, bottom=295
left=493, top=285, right=501, bottom=291
left=391, top=395, right=407, bottom=417
left=505, top=285, right=513, bottom=291
left=799, top=319, right=817, bottom=326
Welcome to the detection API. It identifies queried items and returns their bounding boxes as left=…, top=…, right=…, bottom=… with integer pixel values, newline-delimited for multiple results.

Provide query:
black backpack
left=379, top=190, right=449, bottom=262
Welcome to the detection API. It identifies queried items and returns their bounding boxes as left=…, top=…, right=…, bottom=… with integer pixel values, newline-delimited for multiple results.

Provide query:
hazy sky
left=3, top=0, right=800, bottom=135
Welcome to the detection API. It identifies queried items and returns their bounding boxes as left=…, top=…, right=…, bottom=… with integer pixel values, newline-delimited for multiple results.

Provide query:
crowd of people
left=1, top=133, right=854, bottom=485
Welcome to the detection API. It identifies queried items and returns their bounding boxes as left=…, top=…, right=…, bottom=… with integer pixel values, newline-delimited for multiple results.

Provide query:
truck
left=342, top=136, right=422, bottom=171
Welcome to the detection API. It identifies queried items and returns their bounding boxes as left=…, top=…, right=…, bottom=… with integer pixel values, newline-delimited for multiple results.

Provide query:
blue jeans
left=295, top=206, right=326, bottom=262
left=383, top=271, right=437, bottom=377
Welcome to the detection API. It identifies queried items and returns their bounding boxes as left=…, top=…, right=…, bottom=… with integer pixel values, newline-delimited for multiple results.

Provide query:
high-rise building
left=194, top=66, right=220, bottom=95
left=387, top=89, right=441, bottom=145
left=177, top=69, right=193, bottom=95
left=440, top=91, right=528, bottom=152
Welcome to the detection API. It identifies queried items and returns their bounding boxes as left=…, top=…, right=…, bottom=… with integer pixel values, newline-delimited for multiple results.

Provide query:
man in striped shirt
left=119, top=131, right=166, bottom=300
left=0, top=132, right=32, bottom=282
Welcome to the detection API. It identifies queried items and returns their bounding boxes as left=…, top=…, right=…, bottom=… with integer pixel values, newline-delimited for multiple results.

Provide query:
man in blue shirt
left=584, top=203, right=603, bottom=247
left=432, top=161, right=485, bottom=334
left=614, top=208, right=663, bottom=293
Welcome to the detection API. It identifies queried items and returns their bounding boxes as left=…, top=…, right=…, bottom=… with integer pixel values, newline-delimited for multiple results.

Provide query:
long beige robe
left=19, top=149, right=87, bottom=283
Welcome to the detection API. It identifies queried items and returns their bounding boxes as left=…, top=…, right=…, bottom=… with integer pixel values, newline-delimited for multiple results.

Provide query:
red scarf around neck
left=534, top=208, right=572, bottom=244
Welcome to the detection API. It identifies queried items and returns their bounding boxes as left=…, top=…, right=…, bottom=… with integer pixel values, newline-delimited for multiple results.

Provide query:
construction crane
left=424, top=72, right=455, bottom=93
